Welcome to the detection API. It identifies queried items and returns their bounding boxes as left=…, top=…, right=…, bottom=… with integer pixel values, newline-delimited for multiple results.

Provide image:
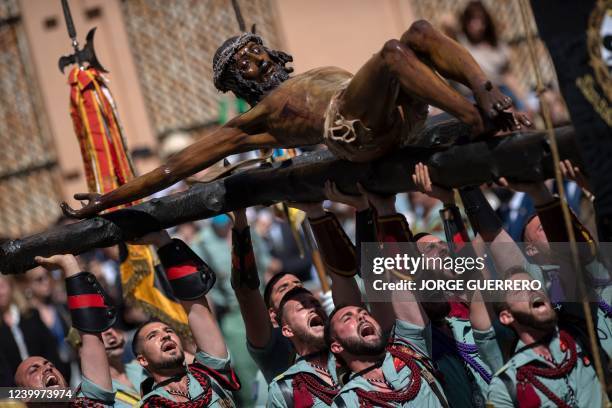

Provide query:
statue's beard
left=233, top=66, right=290, bottom=106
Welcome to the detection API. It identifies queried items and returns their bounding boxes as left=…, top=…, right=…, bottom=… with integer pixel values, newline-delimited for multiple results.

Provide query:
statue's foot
left=473, top=80, right=513, bottom=118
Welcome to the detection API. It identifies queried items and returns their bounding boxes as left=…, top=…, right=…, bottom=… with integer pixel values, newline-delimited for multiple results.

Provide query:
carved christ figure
left=61, top=20, right=530, bottom=218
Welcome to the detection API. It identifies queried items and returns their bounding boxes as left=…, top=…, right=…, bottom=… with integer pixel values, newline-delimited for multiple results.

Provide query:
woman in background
left=458, top=1, right=525, bottom=109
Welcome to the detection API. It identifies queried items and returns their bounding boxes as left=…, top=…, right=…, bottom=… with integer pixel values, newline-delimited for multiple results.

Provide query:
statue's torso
left=263, top=67, right=353, bottom=146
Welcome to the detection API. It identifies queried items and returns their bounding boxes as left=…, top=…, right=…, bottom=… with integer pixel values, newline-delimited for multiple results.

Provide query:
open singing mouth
left=105, top=337, right=122, bottom=351
left=358, top=322, right=376, bottom=338
left=308, top=314, right=324, bottom=329
left=530, top=294, right=548, bottom=310
left=161, top=341, right=177, bottom=352
left=43, top=373, right=60, bottom=388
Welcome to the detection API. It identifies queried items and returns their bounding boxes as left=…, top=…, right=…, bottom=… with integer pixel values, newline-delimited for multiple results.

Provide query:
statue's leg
left=340, top=40, right=484, bottom=134
left=401, top=20, right=511, bottom=118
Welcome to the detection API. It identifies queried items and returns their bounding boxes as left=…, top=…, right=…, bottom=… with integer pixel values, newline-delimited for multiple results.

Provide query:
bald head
left=15, top=356, right=67, bottom=388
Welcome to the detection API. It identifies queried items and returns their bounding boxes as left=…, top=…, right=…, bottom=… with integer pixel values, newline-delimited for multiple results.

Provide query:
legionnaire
left=411, top=162, right=494, bottom=408
left=15, top=253, right=117, bottom=407
left=128, top=230, right=240, bottom=407
left=101, top=326, right=147, bottom=407
left=268, top=288, right=339, bottom=407
left=325, top=304, right=448, bottom=408
left=61, top=19, right=531, bottom=219
left=485, top=267, right=607, bottom=407
left=322, top=188, right=449, bottom=407
left=230, top=197, right=361, bottom=404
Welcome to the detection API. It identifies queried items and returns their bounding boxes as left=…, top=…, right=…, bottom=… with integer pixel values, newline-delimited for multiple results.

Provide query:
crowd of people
left=1, top=156, right=609, bottom=407
left=0, top=1, right=608, bottom=407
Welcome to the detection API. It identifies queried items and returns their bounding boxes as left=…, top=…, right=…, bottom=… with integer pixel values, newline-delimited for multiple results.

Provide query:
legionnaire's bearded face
left=280, top=292, right=327, bottom=350
left=15, top=357, right=68, bottom=388
left=213, top=34, right=293, bottom=107
left=136, top=322, right=186, bottom=372
left=501, top=273, right=557, bottom=333
left=330, top=306, right=387, bottom=357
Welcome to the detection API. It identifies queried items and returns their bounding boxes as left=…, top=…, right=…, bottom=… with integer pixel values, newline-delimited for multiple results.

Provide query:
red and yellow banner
left=68, top=67, right=189, bottom=335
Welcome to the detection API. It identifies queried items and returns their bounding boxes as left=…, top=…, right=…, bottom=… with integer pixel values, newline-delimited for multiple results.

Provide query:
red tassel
left=448, top=300, right=470, bottom=319
left=517, top=382, right=542, bottom=408
left=293, top=380, right=315, bottom=408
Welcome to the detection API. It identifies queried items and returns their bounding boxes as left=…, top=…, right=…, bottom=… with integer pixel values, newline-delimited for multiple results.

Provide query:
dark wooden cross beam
left=0, top=123, right=578, bottom=274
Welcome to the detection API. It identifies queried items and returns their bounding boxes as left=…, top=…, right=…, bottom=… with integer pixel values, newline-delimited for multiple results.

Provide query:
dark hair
left=264, top=272, right=300, bottom=308
left=131, top=318, right=164, bottom=357
left=520, top=213, right=539, bottom=242
left=277, top=287, right=314, bottom=325
left=460, top=1, right=498, bottom=47
left=413, top=232, right=432, bottom=242
left=323, top=304, right=351, bottom=349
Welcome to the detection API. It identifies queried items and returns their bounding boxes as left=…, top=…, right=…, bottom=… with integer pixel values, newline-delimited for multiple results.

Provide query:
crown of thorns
left=213, top=32, right=264, bottom=91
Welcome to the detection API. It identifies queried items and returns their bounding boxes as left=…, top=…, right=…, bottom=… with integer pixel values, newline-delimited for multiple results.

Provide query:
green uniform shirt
left=332, top=319, right=447, bottom=407
left=487, top=328, right=605, bottom=407
left=433, top=317, right=492, bottom=408
left=473, top=325, right=505, bottom=374
left=525, top=260, right=612, bottom=359
left=112, top=360, right=148, bottom=407
left=139, top=350, right=236, bottom=407
left=268, top=352, right=339, bottom=407
left=78, top=376, right=115, bottom=407
left=247, top=327, right=295, bottom=383
left=583, top=259, right=612, bottom=359
left=253, top=370, right=269, bottom=407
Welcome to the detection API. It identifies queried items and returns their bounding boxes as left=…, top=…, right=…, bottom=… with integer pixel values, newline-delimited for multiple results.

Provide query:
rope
left=231, top=0, right=246, bottom=32
left=517, top=0, right=607, bottom=395
left=516, top=330, right=578, bottom=408
left=292, top=372, right=339, bottom=405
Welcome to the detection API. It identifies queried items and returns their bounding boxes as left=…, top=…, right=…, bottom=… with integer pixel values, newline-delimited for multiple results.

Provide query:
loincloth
left=323, top=81, right=428, bottom=162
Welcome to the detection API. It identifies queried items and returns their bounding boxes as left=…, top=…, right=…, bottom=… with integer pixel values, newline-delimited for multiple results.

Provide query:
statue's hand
left=60, top=192, right=103, bottom=219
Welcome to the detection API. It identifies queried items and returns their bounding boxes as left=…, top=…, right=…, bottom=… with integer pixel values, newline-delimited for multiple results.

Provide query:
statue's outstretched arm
left=61, top=108, right=276, bottom=219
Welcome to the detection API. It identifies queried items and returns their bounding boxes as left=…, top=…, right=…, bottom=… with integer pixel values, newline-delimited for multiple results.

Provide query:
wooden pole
left=0, top=125, right=579, bottom=274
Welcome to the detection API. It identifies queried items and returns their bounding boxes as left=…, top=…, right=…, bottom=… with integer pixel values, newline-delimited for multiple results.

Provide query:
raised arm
left=142, top=230, right=227, bottom=359
left=363, top=188, right=429, bottom=330
left=459, top=185, right=528, bottom=274
left=230, top=208, right=273, bottom=349
left=35, top=254, right=114, bottom=393
left=289, top=189, right=361, bottom=307
left=61, top=106, right=277, bottom=219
